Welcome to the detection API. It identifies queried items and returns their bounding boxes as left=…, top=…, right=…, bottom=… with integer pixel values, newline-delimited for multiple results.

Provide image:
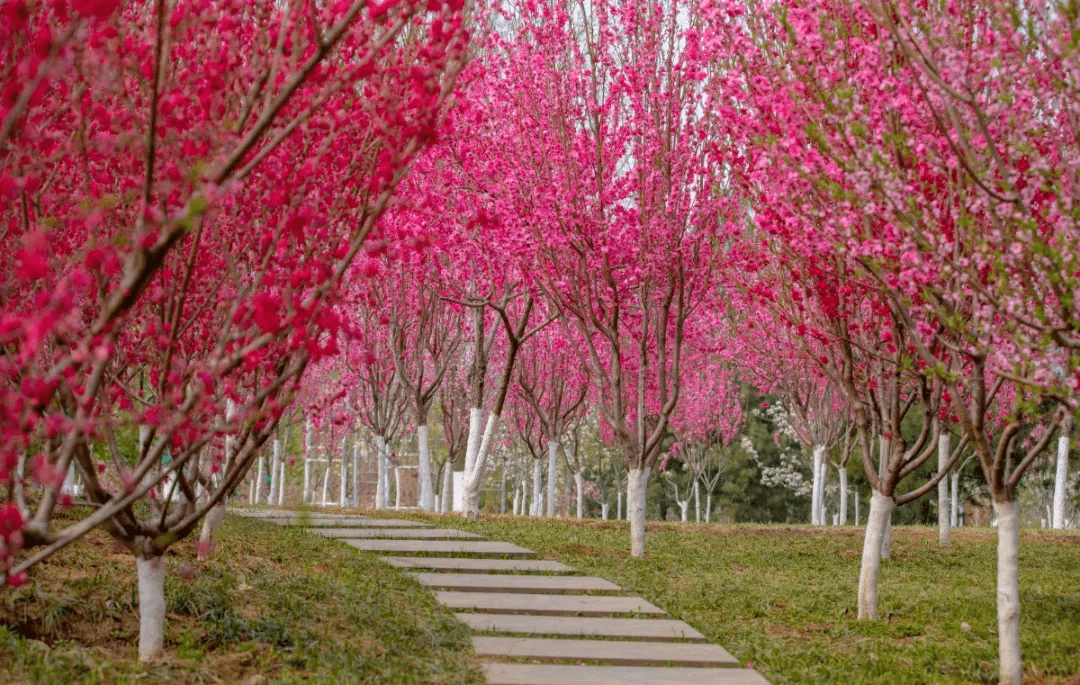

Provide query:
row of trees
left=3, top=0, right=1078, bottom=681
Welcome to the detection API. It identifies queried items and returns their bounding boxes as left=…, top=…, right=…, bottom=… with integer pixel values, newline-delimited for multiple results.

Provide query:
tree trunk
left=705, top=491, right=712, bottom=523
left=352, top=442, right=360, bottom=508
left=858, top=491, right=895, bottom=620
left=575, top=470, right=584, bottom=518
left=464, top=408, right=483, bottom=475
left=880, top=514, right=892, bottom=560
left=255, top=455, right=266, bottom=504
left=441, top=460, right=453, bottom=512
left=838, top=467, right=848, bottom=525
left=601, top=502, right=610, bottom=520
left=679, top=500, right=688, bottom=521
left=546, top=440, right=558, bottom=517
left=1052, top=429, right=1070, bottom=529
left=278, top=461, right=286, bottom=506
left=628, top=468, right=648, bottom=557
left=394, top=467, right=402, bottom=509
left=499, top=467, right=507, bottom=514
left=321, top=459, right=331, bottom=506
left=269, top=439, right=281, bottom=505
left=617, top=488, right=623, bottom=521
left=136, top=555, right=167, bottom=662
left=512, top=485, right=521, bottom=516
left=878, top=439, right=892, bottom=559
left=303, top=459, right=312, bottom=505
left=339, top=439, right=348, bottom=508
left=693, top=480, right=701, bottom=523
left=938, top=434, right=951, bottom=546
left=197, top=502, right=226, bottom=560
left=811, top=445, right=824, bottom=526
left=951, top=472, right=959, bottom=528
left=531, top=458, right=543, bottom=517
left=994, top=499, right=1023, bottom=685
left=418, top=425, right=434, bottom=511
left=462, top=413, right=500, bottom=519
left=375, top=436, right=387, bottom=510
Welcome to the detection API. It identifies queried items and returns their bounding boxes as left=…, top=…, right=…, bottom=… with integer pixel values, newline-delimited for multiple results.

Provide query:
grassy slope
left=387, top=511, right=1079, bottom=685
left=0, top=513, right=484, bottom=685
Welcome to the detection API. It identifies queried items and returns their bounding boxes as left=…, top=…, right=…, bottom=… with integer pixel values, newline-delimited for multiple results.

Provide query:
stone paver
left=269, top=517, right=432, bottom=528
left=472, top=637, right=738, bottom=667
left=382, top=557, right=576, bottom=573
left=438, top=592, right=665, bottom=617
left=311, top=527, right=484, bottom=539
left=482, top=664, right=769, bottom=685
left=343, top=539, right=534, bottom=555
left=414, top=573, right=619, bottom=594
left=456, top=614, right=705, bottom=641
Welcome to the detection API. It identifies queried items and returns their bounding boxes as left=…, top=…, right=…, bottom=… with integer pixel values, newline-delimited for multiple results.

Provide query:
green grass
left=365, top=509, right=1080, bottom=685
left=0, top=514, right=484, bottom=685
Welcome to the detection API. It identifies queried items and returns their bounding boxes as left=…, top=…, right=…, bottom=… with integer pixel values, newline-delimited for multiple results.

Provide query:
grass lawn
left=377, top=510, right=1080, bottom=685
left=0, top=512, right=484, bottom=685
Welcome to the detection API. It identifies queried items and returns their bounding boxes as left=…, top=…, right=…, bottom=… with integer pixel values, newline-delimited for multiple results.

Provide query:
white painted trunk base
left=1052, top=434, right=1070, bottom=530
left=546, top=441, right=558, bottom=517
left=418, top=425, right=434, bottom=511
left=994, top=500, right=1023, bottom=685
left=532, top=459, right=543, bottom=517
left=951, top=473, right=959, bottom=528
left=693, top=480, right=701, bottom=523
left=811, top=445, right=825, bottom=526
left=462, top=413, right=500, bottom=518
left=394, top=467, right=402, bottom=509
left=441, top=461, right=453, bottom=513
left=858, top=492, right=894, bottom=620
left=838, top=468, right=848, bottom=526
left=628, top=468, right=647, bottom=557
left=938, top=434, right=951, bottom=547
left=375, top=436, right=387, bottom=510
left=601, top=502, right=610, bottom=520
left=137, top=556, right=167, bottom=661
left=575, top=471, right=584, bottom=519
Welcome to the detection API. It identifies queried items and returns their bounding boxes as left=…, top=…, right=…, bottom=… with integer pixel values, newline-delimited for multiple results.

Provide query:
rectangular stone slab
left=413, top=573, right=619, bottom=594
left=343, top=540, right=533, bottom=555
left=472, top=637, right=738, bottom=667
left=456, top=614, right=705, bottom=641
left=270, top=517, right=431, bottom=528
left=438, top=592, right=665, bottom=617
left=482, top=664, right=770, bottom=685
left=310, top=528, right=483, bottom=539
left=382, top=557, right=575, bottom=573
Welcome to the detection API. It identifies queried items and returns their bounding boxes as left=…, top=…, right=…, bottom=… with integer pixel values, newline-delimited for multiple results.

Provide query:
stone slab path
left=310, top=527, right=485, bottom=539
left=239, top=508, right=769, bottom=685
left=413, top=573, right=621, bottom=594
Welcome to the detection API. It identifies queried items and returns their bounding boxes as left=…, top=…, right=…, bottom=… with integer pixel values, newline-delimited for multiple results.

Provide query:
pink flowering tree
left=1, top=0, right=470, bottom=659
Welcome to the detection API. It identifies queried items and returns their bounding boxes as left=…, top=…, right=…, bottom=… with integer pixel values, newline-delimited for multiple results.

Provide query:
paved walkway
left=238, top=509, right=770, bottom=685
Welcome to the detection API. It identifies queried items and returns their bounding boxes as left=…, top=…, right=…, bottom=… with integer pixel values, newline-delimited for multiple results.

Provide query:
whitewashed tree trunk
left=878, top=439, right=892, bottom=560
left=255, top=455, right=266, bottom=504
left=601, top=502, right=610, bottom=520
left=375, top=436, right=387, bottom=510
left=136, top=555, right=167, bottom=661
left=938, top=434, right=951, bottom=546
left=418, top=425, right=434, bottom=511
left=269, top=439, right=281, bottom=505
left=575, top=470, right=584, bottom=519
left=321, top=459, right=331, bottom=506
left=462, top=413, right=500, bottom=518
left=951, top=472, right=959, bottom=527
left=441, top=461, right=453, bottom=512
left=303, top=459, right=312, bottom=505
left=277, top=461, right=286, bottom=505
left=628, top=468, right=648, bottom=557
left=858, top=491, right=895, bottom=620
left=705, top=491, right=712, bottom=523
left=880, top=514, right=892, bottom=560
left=693, top=480, right=701, bottom=523
left=994, top=499, right=1023, bottom=685
left=1052, top=432, right=1070, bottom=529
left=678, top=499, right=688, bottom=521
left=818, top=453, right=828, bottom=526
left=394, top=467, right=402, bottom=509
left=838, top=467, right=848, bottom=525
left=464, top=408, right=483, bottom=476
left=352, top=443, right=360, bottom=508
left=546, top=440, right=558, bottom=517
left=531, top=459, right=543, bottom=517
left=248, top=466, right=257, bottom=503
left=452, top=471, right=464, bottom=512
left=811, top=445, right=824, bottom=526
left=617, top=489, right=623, bottom=521
left=512, top=485, right=521, bottom=516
